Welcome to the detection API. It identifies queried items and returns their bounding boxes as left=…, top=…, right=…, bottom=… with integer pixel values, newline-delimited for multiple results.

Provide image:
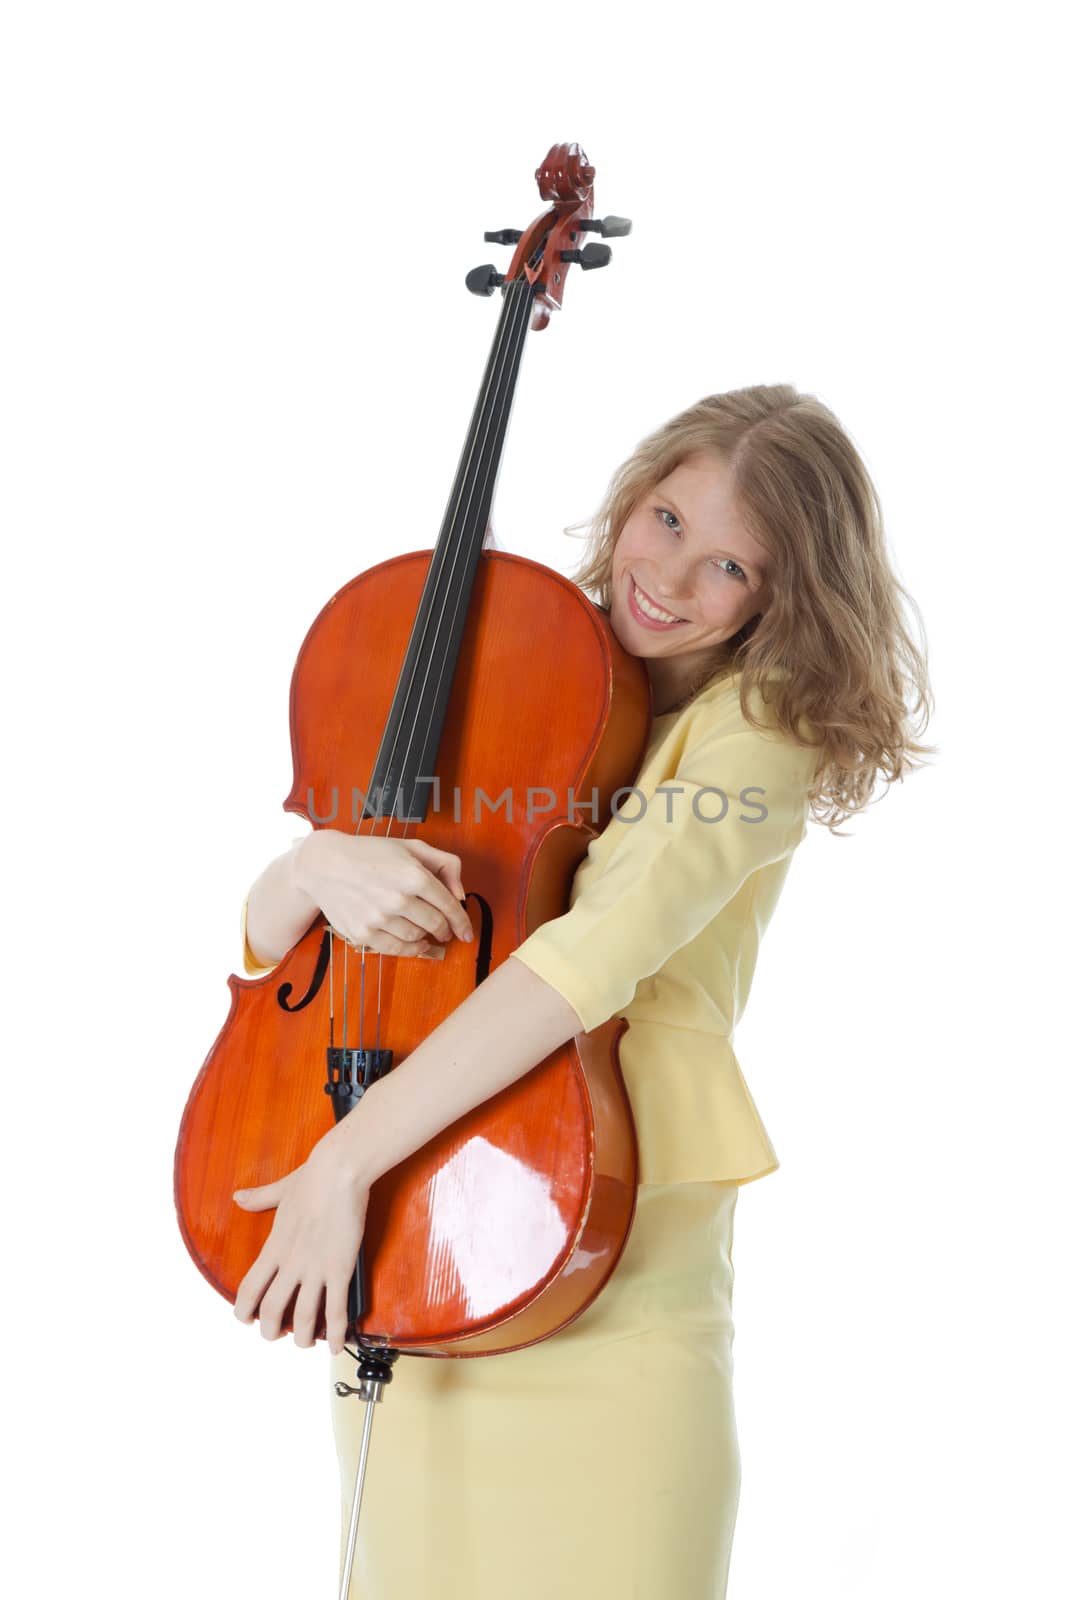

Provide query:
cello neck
left=365, top=273, right=540, bottom=824
left=436, top=273, right=539, bottom=567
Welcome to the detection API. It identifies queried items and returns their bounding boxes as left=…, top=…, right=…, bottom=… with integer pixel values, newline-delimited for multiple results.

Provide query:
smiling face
left=608, top=452, right=772, bottom=713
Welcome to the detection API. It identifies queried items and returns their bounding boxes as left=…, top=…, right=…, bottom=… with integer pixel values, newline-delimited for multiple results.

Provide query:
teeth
left=633, top=580, right=683, bottom=623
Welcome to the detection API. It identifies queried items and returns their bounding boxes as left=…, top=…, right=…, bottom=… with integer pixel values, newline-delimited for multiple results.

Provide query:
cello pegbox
left=498, top=141, right=608, bottom=330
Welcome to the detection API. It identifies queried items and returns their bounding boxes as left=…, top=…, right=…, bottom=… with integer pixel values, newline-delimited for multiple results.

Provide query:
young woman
left=234, top=384, right=932, bottom=1597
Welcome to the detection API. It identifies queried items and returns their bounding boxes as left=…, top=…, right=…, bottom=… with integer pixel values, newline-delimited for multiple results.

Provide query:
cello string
left=378, top=270, right=534, bottom=1043
left=341, top=253, right=541, bottom=1035
left=380, top=268, right=537, bottom=847
left=349, top=268, right=531, bottom=861
left=329, top=925, right=335, bottom=1050
left=390, top=271, right=538, bottom=842
left=352, top=270, right=535, bottom=853
left=331, top=251, right=543, bottom=1326
left=381, top=268, right=536, bottom=845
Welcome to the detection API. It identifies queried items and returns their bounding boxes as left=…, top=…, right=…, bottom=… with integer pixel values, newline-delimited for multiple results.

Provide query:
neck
left=648, top=649, right=729, bottom=716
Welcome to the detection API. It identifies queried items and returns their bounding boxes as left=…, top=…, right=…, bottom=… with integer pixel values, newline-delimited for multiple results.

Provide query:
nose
left=654, top=547, right=697, bottom=605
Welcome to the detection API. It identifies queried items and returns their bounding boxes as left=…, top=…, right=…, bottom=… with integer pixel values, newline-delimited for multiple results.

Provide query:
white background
left=2, top=2, right=1063, bottom=1596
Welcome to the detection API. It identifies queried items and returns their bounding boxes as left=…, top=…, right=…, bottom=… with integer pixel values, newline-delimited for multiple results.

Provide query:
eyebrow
left=656, top=494, right=768, bottom=581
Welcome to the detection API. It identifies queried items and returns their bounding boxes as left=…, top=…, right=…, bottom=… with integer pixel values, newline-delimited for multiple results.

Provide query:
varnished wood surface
left=175, top=551, right=651, bottom=1353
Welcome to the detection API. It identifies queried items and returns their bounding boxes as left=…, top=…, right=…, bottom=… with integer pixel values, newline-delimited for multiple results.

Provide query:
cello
left=174, top=142, right=650, bottom=1369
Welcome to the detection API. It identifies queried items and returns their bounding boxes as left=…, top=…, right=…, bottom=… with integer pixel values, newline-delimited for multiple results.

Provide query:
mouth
left=627, top=575, right=689, bottom=630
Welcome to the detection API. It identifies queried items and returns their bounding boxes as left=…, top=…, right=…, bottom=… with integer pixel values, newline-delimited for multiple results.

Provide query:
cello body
left=175, top=142, right=649, bottom=1356
left=175, top=546, right=651, bottom=1354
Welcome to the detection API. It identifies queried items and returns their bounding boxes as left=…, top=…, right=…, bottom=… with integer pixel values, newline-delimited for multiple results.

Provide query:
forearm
left=337, top=954, right=583, bottom=1185
left=245, top=835, right=320, bottom=966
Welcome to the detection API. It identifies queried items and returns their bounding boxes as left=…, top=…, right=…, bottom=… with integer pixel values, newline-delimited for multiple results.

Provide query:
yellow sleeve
left=510, top=697, right=819, bottom=1032
left=240, top=896, right=279, bottom=977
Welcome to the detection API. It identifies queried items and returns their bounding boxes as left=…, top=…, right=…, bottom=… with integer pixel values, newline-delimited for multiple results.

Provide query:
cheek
left=692, top=583, right=753, bottom=631
left=613, top=525, right=652, bottom=575
left=609, top=534, right=631, bottom=588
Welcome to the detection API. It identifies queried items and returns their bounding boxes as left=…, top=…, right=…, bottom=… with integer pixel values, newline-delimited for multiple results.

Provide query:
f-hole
left=465, top=891, right=493, bottom=987
left=277, top=925, right=331, bottom=1012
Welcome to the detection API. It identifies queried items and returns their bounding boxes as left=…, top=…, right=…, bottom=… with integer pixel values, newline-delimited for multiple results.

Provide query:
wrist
left=331, top=1079, right=390, bottom=1188
left=290, top=829, right=327, bottom=906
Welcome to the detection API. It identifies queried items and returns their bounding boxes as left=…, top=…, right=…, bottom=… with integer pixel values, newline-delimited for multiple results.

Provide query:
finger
left=325, top=1272, right=351, bottom=1356
left=378, top=914, right=432, bottom=944
left=292, top=1280, right=325, bottom=1350
left=440, top=859, right=467, bottom=905
left=401, top=885, right=472, bottom=945
left=357, top=930, right=431, bottom=958
left=379, top=913, right=446, bottom=952
left=234, top=1253, right=279, bottom=1325
left=403, top=845, right=473, bottom=941
left=328, top=904, right=433, bottom=954
left=233, top=1179, right=286, bottom=1211
left=258, top=1272, right=298, bottom=1341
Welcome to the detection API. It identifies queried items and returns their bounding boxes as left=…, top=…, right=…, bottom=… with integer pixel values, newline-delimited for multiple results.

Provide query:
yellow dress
left=241, top=667, right=820, bottom=1598
left=329, top=1181, right=740, bottom=1599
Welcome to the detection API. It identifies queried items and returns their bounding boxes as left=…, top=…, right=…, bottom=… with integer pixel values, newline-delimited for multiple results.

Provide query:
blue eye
left=655, top=506, right=747, bottom=582
left=718, top=559, right=747, bottom=582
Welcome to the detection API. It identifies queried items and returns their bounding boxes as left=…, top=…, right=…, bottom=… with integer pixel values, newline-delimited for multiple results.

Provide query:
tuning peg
left=577, top=215, right=632, bottom=238
left=465, top=263, right=506, bottom=297
left=484, top=229, right=523, bottom=245
left=559, top=242, right=613, bottom=271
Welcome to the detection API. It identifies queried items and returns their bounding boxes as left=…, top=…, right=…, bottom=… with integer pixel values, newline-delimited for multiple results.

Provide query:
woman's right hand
left=292, top=830, right=474, bottom=957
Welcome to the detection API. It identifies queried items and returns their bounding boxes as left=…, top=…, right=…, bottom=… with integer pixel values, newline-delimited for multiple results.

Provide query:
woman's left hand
left=232, top=1130, right=369, bottom=1355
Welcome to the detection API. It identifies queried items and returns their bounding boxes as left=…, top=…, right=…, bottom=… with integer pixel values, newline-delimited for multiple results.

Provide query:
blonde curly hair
left=567, top=385, right=935, bottom=833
